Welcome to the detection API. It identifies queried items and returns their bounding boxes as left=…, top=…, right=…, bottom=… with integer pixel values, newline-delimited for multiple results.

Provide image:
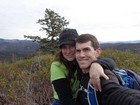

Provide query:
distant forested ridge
left=0, top=39, right=140, bottom=62
left=100, top=41, right=140, bottom=53
left=0, top=39, right=39, bottom=62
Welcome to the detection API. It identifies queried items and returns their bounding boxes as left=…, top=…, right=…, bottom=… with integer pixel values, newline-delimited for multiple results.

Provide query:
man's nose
left=79, top=51, right=85, bottom=57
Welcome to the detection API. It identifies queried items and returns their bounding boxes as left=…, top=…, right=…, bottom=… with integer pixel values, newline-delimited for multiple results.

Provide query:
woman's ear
left=95, top=48, right=102, bottom=57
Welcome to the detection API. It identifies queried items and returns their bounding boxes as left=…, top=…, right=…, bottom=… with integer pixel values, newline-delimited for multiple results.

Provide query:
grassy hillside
left=101, top=49, right=140, bottom=74
left=0, top=54, right=54, bottom=105
left=0, top=49, right=140, bottom=105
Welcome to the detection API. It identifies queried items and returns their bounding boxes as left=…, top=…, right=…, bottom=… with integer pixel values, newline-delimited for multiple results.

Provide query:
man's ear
left=95, top=48, right=102, bottom=57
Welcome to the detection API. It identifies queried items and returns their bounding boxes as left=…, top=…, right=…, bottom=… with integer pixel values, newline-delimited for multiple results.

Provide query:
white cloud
left=0, top=0, right=140, bottom=42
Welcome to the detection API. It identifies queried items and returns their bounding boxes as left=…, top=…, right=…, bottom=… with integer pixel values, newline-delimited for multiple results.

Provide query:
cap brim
left=59, top=40, right=75, bottom=48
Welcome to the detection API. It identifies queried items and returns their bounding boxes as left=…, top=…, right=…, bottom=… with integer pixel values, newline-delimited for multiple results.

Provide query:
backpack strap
left=77, top=83, right=99, bottom=105
left=112, top=69, right=140, bottom=90
left=77, top=84, right=88, bottom=93
left=112, top=69, right=129, bottom=86
left=87, top=83, right=99, bottom=105
left=126, top=70, right=140, bottom=90
left=112, top=69, right=133, bottom=88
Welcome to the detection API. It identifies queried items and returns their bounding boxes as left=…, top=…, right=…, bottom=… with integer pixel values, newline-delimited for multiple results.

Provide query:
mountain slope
left=100, top=42, right=140, bottom=52
left=0, top=39, right=39, bottom=62
left=0, top=39, right=140, bottom=62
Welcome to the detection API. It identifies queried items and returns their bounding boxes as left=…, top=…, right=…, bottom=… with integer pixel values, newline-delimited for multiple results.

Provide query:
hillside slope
left=100, top=42, right=140, bottom=52
left=0, top=39, right=140, bottom=62
left=0, top=39, right=39, bottom=62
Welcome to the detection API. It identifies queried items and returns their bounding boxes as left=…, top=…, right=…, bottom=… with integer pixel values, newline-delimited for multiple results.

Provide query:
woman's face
left=61, top=44, right=76, bottom=61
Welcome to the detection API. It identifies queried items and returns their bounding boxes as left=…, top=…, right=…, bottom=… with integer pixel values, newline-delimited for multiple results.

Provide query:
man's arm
left=100, top=70, right=140, bottom=105
left=89, top=58, right=117, bottom=91
left=95, top=58, right=117, bottom=70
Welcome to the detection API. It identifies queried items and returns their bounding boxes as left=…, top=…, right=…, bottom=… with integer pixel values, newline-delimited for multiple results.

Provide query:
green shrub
left=101, top=49, right=140, bottom=74
left=0, top=50, right=140, bottom=105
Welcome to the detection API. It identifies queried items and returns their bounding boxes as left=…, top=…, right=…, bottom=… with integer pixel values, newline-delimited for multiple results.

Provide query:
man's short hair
left=76, top=34, right=100, bottom=49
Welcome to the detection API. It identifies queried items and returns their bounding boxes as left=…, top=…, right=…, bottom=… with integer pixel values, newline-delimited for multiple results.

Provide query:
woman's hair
left=54, top=51, right=82, bottom=81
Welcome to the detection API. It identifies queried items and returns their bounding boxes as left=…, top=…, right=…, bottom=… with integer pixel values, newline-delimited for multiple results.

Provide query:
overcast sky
left=0, top=0, right=140, bottom=42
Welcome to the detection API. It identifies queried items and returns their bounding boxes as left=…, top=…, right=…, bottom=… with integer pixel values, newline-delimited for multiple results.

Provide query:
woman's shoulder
left=51, top=61, right=64, bottom=68
left=50, top=61, right=68, bottom=81
left=51, top=61, right=67, bottom=72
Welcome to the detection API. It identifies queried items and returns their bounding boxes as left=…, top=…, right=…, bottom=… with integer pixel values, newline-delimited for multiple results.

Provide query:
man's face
left=76, top=41, right=101, bottom=72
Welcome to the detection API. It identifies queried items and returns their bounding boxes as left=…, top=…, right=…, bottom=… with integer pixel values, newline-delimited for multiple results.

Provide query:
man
left=75, top=34, right=140, bottom=105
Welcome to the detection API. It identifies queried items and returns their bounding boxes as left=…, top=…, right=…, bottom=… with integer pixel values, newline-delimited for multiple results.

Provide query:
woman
left=50, top=28, right=115, bottom=105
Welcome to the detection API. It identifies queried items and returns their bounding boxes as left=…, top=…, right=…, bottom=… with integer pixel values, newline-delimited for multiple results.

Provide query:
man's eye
left=84, top=48, right=90, bottom=52
left=76, top=50, right=80, bottom=53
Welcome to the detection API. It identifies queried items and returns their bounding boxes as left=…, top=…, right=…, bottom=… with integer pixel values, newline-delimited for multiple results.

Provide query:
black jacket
left=76, top=69, right=140, bottom=105
left=101, top=70, right=140, bottom=105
